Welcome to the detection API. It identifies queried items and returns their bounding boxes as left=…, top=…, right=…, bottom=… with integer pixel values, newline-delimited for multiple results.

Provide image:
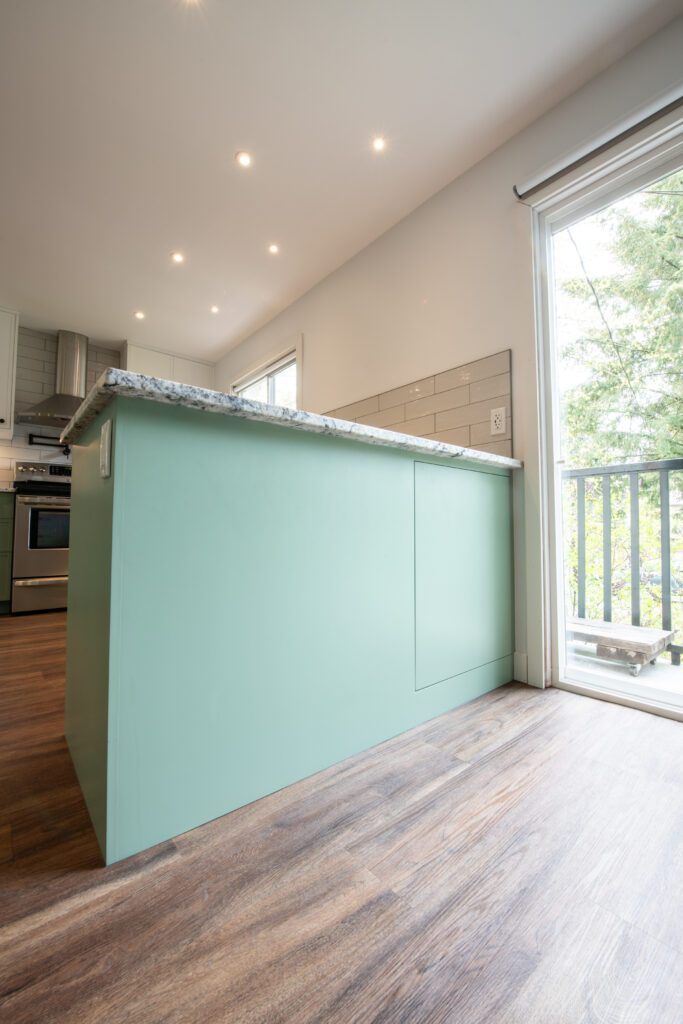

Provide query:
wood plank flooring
left=2, top=612, right=683, bottom=1022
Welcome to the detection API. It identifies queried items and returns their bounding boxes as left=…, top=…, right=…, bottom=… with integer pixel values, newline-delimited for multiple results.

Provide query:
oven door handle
left=16, top=497, right=71, bottom=509
left=14, top=577, right=69, bottom=587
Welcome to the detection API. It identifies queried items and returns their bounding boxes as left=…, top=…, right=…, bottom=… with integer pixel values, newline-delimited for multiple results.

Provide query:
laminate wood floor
left=1, top=612, right=683, bottom=1023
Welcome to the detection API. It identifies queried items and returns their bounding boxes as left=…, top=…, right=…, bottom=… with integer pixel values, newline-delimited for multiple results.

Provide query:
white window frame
left=531, top=106, right=683, bottom=719
left=231, top=334, right=304, bottom=409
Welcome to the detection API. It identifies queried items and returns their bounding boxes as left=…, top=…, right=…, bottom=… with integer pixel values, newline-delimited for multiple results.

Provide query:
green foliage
left=561, top=170, right=682, bottom=466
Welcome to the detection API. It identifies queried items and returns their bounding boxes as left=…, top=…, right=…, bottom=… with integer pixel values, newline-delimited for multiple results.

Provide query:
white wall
left=215, top=19, right=683, bottom=687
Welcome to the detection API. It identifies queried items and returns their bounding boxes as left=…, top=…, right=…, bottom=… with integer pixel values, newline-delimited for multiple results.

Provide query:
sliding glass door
left=541, top=155, right=683, bottom=713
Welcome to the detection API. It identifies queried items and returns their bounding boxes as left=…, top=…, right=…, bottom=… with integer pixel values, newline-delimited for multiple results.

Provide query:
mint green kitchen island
left=62, top=371, right=520, bottom=864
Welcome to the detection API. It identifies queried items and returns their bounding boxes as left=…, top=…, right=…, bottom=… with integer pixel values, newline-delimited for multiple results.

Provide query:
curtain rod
left=513, top=93, right=683, bottom=203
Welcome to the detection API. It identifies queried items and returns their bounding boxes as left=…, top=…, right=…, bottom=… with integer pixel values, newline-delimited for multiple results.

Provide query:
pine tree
left=561, top=169, right=682, bottom=466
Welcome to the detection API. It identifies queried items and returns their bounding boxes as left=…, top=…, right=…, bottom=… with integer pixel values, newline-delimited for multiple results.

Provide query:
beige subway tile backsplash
left=427, top=425, right=471, bottom=447
left=436, top=396, right=510, bottom=432
left=434, top=351, right=510, bottom=393
left=357, top=406, right=405, bottom=428
left=379, top=376, right=434, bottom=411
left=324, top=349, right=512, bottom=457
left=387, top=413, right=435, bottom=438
left=330, top=395, right=379, bottom=421
left=469, top=372, right=510, bottom=404
left=476, top=439, right=513, bottom=458
left=404, top=384, right=468, bottom=419
left=470, top=418, right=511, bottom=445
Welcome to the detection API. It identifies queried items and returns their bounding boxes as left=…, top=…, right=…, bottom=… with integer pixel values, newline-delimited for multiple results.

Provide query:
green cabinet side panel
left=97, top=398, right=513, bottom=863
left=415, top=461, right=514, bottom=689
left=64, top=415, right=115, bottom=856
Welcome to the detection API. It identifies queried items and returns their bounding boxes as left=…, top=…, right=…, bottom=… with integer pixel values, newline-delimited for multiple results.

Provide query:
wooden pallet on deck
left=567, top=617, right=675, bottom=676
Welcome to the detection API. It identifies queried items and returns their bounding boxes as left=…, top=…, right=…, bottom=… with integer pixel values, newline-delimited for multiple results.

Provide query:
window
left=234, top=353, right=298, bottom=409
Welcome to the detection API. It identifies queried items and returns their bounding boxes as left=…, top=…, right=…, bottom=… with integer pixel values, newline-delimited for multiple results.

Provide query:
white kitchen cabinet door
left=0, top=307, right=19, bottom=441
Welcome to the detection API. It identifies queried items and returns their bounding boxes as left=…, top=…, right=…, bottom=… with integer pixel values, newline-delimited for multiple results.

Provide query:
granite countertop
left=61, top=368, right=523, bottom=471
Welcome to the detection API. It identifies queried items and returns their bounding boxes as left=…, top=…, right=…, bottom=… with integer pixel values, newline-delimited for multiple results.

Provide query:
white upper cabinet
left=0, top=307, right=19, bottom=441
left=124, top=344, right=214, bottom=389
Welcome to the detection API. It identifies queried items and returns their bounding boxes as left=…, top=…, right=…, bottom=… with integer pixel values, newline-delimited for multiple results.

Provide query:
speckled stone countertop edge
left=60, top=368, right=523, bottom=472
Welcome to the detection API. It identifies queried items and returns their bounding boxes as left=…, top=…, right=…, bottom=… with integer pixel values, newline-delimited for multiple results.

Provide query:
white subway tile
left=17, top=367, right=56, bottom=385
left=17, top=333, right=46, bottom=352
left=15, top=382, right=44, bottom=398
left=17, top=355, right=49, bottom=373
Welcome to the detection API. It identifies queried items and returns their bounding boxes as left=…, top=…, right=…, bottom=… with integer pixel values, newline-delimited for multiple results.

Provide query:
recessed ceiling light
left=134, top=311, right=145, bottom=320
left=235, top=151, right=252, bottom=168
left=372, top=136, right=386, bottom=153
left=171, top=251, right=184, bottom=264
left=210, top=305, right=219, bottom=314
left=268, top=243, right=280, bottom=255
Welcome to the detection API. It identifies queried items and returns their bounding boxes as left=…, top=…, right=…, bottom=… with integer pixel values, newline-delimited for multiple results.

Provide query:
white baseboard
left=513, top=651, right=528, bottom=683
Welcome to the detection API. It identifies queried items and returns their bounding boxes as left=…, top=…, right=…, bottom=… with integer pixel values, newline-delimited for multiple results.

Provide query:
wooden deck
left=2, top=612, right=683, bottom=1022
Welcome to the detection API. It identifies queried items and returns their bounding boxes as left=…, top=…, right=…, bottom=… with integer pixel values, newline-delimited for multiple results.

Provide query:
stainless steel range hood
left=18, top=331, right=88, bottom=428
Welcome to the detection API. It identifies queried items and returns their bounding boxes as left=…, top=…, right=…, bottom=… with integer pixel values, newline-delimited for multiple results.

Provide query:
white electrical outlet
left=490, top=407, right=506, bottom=436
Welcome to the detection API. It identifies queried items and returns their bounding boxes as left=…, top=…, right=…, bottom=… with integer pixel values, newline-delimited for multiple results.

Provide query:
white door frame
left=531, top=108, right=683, bottom=717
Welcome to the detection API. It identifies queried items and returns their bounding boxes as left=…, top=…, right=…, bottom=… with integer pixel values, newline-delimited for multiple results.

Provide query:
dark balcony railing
left=563, top=458, right=683, bottom=666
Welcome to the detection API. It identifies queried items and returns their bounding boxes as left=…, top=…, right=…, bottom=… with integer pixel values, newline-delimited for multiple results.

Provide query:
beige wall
left=215, top=20, right=683, bottom=686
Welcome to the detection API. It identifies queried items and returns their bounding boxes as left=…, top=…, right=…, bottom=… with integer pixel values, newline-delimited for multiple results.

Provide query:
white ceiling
left=0, top=0, right=679, bottom=362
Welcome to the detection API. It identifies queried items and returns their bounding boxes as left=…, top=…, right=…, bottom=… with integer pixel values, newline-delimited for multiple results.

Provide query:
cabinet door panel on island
left=414, top=461, right=513, bottom=690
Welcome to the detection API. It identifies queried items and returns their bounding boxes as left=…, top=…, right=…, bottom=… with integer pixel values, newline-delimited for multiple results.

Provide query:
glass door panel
left=551, top=167, right=683, bottom=706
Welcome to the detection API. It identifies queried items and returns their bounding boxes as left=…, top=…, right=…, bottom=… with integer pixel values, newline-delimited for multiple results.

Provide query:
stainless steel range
left=12, top=461, right=71, bottom=613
